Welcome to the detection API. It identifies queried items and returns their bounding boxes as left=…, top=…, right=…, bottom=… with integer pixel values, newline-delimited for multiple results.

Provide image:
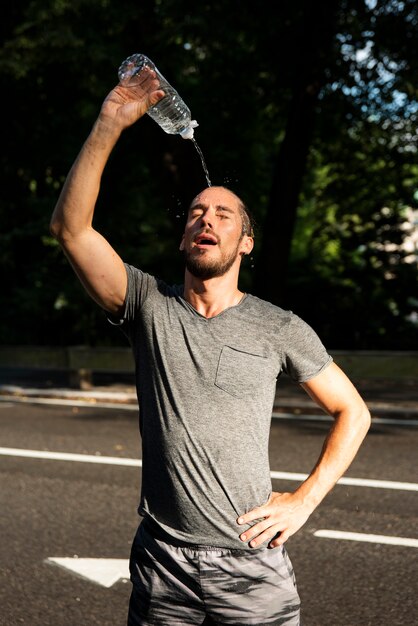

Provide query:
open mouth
left=194, top=233, right=218, bottom=246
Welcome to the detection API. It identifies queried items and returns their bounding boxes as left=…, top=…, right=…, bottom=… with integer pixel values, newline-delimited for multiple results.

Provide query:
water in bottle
left=118, top=54, right=211, bottom=186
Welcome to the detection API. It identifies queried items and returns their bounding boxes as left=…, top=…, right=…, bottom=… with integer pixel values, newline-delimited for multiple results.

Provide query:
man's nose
left=200, top=208, right=215, bottom=229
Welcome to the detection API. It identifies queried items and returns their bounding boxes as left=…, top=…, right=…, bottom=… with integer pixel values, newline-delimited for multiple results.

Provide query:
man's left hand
left=237, top=491, right=313, bottom=549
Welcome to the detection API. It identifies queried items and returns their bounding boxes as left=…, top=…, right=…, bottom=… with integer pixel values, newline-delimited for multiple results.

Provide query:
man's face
left=179, top=187, right=253, bottom=280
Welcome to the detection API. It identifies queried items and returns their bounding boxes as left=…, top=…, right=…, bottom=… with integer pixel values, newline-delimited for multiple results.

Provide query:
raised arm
left=237, top=362, right=371, bottom=548
left=50, top=67, right=165, bottom=315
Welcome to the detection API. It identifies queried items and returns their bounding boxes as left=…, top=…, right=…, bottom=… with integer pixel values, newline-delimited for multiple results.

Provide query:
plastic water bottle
left=117, top=53, right=198, bottom=140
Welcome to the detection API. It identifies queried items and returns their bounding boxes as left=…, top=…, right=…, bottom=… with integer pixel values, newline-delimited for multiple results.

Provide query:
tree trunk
left=254, top=3, right=339, bottom=307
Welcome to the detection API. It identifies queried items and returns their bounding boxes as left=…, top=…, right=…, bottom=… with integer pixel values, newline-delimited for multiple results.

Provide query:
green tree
left=0, top=0, right=416, bottom=348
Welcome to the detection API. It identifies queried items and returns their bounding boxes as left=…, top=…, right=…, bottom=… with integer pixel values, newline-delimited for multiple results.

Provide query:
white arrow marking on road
left=314, top=529, right=418, bottom=548
left=46, top=557, right=130, bottom=588
left=47, top=531, right=418, bottom=590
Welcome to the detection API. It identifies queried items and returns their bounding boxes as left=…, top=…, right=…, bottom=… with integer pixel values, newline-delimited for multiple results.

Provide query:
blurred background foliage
left=1, top=0, right=417, bottom=348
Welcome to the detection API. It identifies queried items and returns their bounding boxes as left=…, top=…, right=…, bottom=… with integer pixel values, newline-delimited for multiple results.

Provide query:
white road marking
left=0, top=447, right=141, bottom=466
left=272, top=412, right=418, bottom=427
left=270, top=470, right=418, bottom=492
left=1, top=395, right=417, bottom=426
left=314, top=529, right=418, bottom=548
left=45, top=529, right=418, bottom=590
left=0, top=395, right=139, bottom=410
left=46, top=557, right=129, bottom=587
left=1, top=446, right=415, bottom=575
left=44, top=529, right=418, bottom=590
left=1, top=447, right=417, bottom=492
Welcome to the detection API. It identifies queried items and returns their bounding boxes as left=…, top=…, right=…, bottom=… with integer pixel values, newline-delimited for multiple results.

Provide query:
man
left=50, top=66, right=371, bottom=626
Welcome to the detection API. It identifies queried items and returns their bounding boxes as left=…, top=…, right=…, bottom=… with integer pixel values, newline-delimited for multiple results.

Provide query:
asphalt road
left=0, top=400, right=417, bottom=626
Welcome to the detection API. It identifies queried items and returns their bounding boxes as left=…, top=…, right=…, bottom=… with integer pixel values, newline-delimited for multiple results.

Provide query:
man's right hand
left=99, top=67, right=165, bottom=133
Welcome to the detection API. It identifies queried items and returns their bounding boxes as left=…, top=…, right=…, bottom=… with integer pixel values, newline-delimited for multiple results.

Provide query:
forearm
left=237, top=366, right=371, bottom=548
left=50, top=117, right=121, bottom=241
left=294, top=403, right=371, bottom=511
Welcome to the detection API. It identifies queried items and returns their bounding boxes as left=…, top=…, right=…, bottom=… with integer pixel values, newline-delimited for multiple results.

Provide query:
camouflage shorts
left=127, top=520, right=301, bottom=625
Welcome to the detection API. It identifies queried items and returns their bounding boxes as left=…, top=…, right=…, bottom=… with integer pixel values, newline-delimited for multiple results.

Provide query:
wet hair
left=238, top=199, right=255, bottom=239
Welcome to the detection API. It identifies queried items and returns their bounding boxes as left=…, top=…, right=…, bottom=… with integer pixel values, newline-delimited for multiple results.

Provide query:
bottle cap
left=180, top=120, right=199, bottom=140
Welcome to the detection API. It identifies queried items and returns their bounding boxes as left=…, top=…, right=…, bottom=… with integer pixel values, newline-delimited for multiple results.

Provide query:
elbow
left=359, top=402, right=372, bottom=436
left=49, top=217, right=60, bottom=241
left=365, top=405, right=372, bottom=431
left=335, top=400, right=371, bottom=438
left=49, top=209, right=64, bottom=241
left=49, top=214, right=71, bottom=245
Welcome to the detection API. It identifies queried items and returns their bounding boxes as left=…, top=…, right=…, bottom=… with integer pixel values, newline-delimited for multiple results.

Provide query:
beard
left=183, top=242, right=241, bottom=280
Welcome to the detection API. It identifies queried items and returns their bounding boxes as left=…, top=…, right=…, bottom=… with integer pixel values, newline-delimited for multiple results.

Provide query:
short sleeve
left=122, top=263, right=159, bottom=321
left=106, top=263, right=158, bottom=328
left=282, top=313, right=333, bottom=382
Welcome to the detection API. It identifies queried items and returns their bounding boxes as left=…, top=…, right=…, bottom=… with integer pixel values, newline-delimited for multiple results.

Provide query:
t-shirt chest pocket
left=215, top=345, right=270, bottom=398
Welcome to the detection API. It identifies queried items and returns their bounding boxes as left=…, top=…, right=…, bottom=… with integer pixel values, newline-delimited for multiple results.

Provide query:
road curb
left=1, top=385, right=418, bottom=419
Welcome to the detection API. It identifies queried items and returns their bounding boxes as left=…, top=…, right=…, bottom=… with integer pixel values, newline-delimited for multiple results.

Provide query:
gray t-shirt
left=118, top=263, right=332, bottom=549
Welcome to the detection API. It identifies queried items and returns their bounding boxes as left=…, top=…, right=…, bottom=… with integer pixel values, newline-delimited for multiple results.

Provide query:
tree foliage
left=1, top=0, right=417, bottom=348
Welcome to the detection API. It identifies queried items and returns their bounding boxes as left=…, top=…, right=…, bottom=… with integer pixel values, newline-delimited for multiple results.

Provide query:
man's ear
left=179, top=234, right=185, bottom=251
left=240, top=235, right=254, bottom=256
